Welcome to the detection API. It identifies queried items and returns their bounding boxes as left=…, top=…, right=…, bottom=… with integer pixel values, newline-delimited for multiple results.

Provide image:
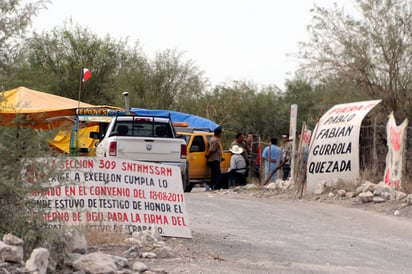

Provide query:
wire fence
left=249, top=118, right=412, bottom=192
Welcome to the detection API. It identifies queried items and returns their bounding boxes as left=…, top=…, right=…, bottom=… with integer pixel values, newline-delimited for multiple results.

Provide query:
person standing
left=262, top=137, right=284, bottom=182
left=206, top=126, right=223, bottom=190
left=231, top=133, right=248, bottom=164
left=281, top=134, right=293, bottom=180
left=247, top=132, right=261, bottom=177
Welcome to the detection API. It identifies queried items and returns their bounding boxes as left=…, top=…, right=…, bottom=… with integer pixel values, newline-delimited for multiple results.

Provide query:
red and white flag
left=82, top=68, right=92, bottom=82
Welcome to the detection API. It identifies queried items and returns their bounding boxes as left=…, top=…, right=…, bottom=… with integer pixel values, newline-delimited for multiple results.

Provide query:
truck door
left=188, top=135, right=209, bottom=179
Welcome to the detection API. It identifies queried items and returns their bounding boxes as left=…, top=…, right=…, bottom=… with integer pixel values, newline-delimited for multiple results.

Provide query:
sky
left=30, top=0, right=351, bottom=90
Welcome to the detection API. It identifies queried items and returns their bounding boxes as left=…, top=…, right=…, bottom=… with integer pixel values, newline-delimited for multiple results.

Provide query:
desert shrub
left=0, top=119, right=68, bottom=258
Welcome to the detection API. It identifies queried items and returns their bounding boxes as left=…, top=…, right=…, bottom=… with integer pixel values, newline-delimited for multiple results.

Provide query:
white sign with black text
left=27, top=157, right=192, bottom=238
left=306, top=100, right=381, bottom=192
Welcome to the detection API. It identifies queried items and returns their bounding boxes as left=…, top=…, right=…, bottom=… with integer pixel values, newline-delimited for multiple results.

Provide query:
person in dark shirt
left=206, top=126, right=223, bottom=190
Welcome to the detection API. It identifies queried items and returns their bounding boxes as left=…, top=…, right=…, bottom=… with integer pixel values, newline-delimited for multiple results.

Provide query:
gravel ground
left=89, top=182, right=412, bottom=273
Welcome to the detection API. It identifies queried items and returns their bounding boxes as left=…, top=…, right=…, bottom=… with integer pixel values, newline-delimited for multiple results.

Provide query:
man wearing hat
left=228, top=144, right=248, bottom=186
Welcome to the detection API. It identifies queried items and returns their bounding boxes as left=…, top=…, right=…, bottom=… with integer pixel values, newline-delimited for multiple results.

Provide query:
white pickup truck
left=91, top=115, right=189, bottom=191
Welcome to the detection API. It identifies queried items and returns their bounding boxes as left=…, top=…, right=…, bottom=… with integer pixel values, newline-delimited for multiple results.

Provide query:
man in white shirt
left=229, top=144, right=247, bottom=186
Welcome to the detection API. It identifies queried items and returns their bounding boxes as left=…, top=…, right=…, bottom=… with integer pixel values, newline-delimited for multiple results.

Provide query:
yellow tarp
left=0, top=86, right=93, bottom=129
left=0, top=86, right=123, bottom=154
left=50, top=125, right=99, bottom=155
left=0, top=86, right=93, bottom=114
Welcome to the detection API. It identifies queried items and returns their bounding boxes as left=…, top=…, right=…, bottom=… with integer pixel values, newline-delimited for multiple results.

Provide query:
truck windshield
left=113, top=121, right=173, bottom=138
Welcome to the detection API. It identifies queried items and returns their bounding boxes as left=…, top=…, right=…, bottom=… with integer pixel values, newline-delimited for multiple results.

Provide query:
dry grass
left=86, top=229, right=128, bottom=245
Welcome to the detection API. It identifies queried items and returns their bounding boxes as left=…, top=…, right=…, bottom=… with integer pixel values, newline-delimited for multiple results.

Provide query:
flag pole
left=78, top=67, right=83, bottom=108
left=72, top=67, right=84, bottom=156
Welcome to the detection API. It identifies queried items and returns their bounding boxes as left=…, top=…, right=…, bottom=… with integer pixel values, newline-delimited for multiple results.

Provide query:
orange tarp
left=0, top=86, right=124, bottom=154
left=0, top=87, right=94, bottom=129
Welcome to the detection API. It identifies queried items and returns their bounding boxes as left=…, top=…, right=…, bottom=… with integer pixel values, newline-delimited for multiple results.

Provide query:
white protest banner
left=383, top=112, right=408, bottom=190
left=306, top=100, right=381, bottom=192
left=27, top=157, right=192, bottom=238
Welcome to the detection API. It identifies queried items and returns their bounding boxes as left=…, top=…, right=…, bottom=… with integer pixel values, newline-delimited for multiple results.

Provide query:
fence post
left=372, top=117, right=378, bottom=177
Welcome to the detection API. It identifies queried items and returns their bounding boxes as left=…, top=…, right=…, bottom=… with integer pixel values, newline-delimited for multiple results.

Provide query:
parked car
left=176, top=126, right=231, bottom=192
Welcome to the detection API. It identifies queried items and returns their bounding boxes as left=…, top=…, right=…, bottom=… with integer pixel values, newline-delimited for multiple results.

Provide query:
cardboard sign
left=27, top=157, right=192, bottom=238
left=384, top=113, right=408, bottom=189
left=306, top=100, right=381, bottom=192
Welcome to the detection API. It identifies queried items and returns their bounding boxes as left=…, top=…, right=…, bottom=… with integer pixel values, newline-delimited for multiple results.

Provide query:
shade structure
left=0, top=86, right=125, bottom=154
left=0, top=86, right=95, bottom=129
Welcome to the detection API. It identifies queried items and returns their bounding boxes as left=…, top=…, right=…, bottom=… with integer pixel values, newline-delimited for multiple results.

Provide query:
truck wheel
left=184, top=182, right=193, bottom=192
left=183, top=165, right=193, bottom=192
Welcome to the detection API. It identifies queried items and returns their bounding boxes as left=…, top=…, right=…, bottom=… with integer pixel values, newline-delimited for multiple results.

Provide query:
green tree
left=0, top=122, right=68, bottom=258
left=300, top=0, right=412, bottom=122
left=0, top=0, right=48, bottom=86
left=181, top=81, right=286, bottom=145
left=131, top=49, right=206, bottom=109
left=26, top=22, right=141, bottom=105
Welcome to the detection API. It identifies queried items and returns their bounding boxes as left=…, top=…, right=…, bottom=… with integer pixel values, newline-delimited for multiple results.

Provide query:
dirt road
left=146, top=187, right=412, bottom=273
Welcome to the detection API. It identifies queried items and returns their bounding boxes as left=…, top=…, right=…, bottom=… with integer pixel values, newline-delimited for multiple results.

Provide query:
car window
left=190, top=136, right=205, bottom=152
left=114, top=121, right=173, bottom=137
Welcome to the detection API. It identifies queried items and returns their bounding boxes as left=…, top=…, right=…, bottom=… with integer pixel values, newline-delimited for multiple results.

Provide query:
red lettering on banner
left=89, top=186, right=130, bottom=197
left=143, top=214, right=169, bottom=224
left=121, top=162, right=173, bottom=176
left=60, top=159, right=94, bottom=170
left=44, top=211, right=69, bottom=222
left=171, top=216, right=187, bottom=226
left=65, top=186, right=75, bottom=196
left=86, top=211, right=105, bottom=222
left=131, top=213, right=142, bottom=222
left=107, top=212, right=129, bottom=222
left=43, top=187, right=61, bottom=196
left=133, top=189, right=146, bottom=199
left=328, top=103, right=376, bottom=115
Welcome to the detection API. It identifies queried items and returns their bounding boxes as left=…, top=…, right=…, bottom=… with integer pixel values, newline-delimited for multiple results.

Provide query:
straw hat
left=230, top=144, right=243, bottom=154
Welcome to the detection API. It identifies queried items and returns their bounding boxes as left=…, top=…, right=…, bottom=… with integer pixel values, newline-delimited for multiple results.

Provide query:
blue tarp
left=130, top=108, right=219, bottom=132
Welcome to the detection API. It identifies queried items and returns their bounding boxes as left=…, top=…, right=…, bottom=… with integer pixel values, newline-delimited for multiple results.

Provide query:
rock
left=72, top=252, right=129, bottom=274
left=0, top=241, right=24, bottom=264
left=3, top=234, right=23, bottom=246
left=123, top=246, right=141, bottom=259
left=381, top=191, right=392, bottom=200
left=25, top=247, right=49, bottom=274
left=66, top=228, right=88, bottom=254
left=359, top=191, right=374, bottom=203
left=64, top=252, right=82, bottom=268
left=373, top=197, right=386, bottom=203
left=265, top=182, right=276, bottom=190
left=359, top=180, right=376, bottom=193
left=406, top=194, right=412, bottom=205
left=132, top=261, right=148, bottom=272
left=395, top=191, right=407, bottom=201
left=152, top=246, right=172, bottom=258
left=394, top=210, right=400, bottom=216
left=141, top=252, right=157, bottom=259
left=131, top=230, right=163, bottom=249
left=374, top=181, right=392, bottom=196
left=337, top=189, right=346, bottom=197
left=345, top=192, right=356, bottom=198
left=246, top=183, right=258, bottom=190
